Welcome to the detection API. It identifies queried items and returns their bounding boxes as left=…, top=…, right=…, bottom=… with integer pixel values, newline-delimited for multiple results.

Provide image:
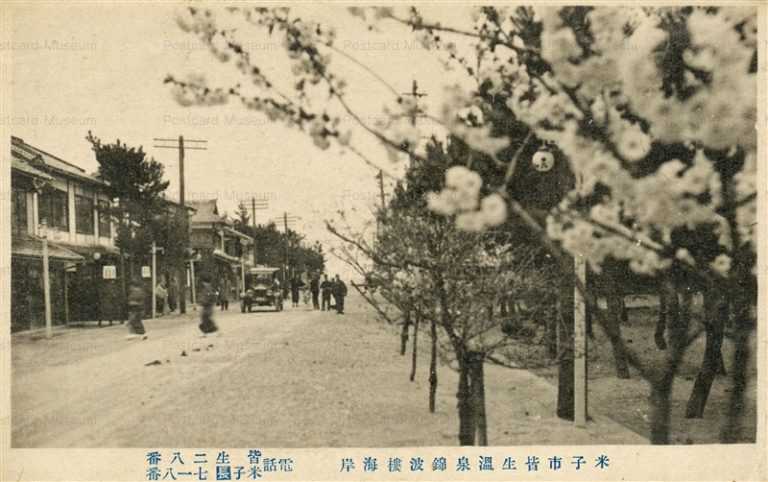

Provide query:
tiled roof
left=11, top=152, right=53, bottom=181
left=11, top=136, right=106, bottom=187
left=188, top=199, right=227, bottom=225
left=160, top=195, right=197, bottom=213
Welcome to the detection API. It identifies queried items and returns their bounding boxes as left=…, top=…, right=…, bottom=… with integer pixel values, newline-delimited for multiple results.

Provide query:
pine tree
left=86, top=131, right=173, bottom=317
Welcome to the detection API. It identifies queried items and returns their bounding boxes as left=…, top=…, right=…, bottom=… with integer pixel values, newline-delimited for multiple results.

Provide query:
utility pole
left=250, top=197, right=268, bottom=227
left=249, top=197, right=268, bottom=264
left=150, top=242, right=165, bottom=319
left=375, top=170, right=386, bottom=240
left=153, top=136, right=207, bottom=315
left=189, top=253, right=197, bottom=307
left=400, top=79, right=429, bottom=170
left=40, top=220, right=52, bottom=338
left=270, top=212, right=301, bottom=287
left=283, top=212, right=289, bottom=286
left=378, top=170, right=386, bottom=213
left=401, top=79, right=428, bottom=126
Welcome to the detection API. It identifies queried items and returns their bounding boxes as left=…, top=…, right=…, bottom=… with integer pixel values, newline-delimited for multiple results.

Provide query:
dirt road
left=12, top=294, right=645, bottom=447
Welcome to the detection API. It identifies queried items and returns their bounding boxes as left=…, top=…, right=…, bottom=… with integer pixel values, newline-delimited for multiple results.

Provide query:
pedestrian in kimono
left=127, top=276, right=146, bottom=337
left=198, top=274, right=219, bottom=335
left=290, top=275, right=302, bottom=308
left=155, top=280, right=167, bottom=315
left=218, top=280, right=230, bottom=311
left=167, top=276, right=178, bottom=313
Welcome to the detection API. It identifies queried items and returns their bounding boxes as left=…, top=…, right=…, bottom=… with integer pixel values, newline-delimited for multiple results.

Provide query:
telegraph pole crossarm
left=245, top=197, right=269, bottom=265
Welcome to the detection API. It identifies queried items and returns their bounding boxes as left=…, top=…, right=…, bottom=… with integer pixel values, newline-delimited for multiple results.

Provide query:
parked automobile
left=241, top=266, right=283, bottom=312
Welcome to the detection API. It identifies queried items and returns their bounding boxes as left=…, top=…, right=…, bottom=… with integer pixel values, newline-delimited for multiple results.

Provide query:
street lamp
left=39, top=219, right=52, bottom=338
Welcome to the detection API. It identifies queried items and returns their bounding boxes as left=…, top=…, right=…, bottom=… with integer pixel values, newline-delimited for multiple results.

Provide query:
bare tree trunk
left=400, top=309, right=411, bottom=356
left=606, top=291, right=631, bottom=379
left=410, top=311, right=420, bottom=382
left=649, top=375, right=674, bottom=444
left=468, top=351, right=488, bottom=446
left=584, top=301, right=595, bottom=340
left=429, top=315, right=438, bottom=413
left=648, top=281, right=691, bottom=444
left=686, top=291, right=727, bottom=418
left=547, top=307, right=558, bottom=358
left=619, top=296, right=628, bottom=324
left=456, top=356, right=476, bottom=446
left=654, top=286, right=668, bottom=350
left=720, top=297, right=754, bottom=443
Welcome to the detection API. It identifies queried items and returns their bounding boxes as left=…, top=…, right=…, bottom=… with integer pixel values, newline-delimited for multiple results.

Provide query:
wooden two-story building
left=188, top=199, right=254, bottom=300
left=11, top=136, right=121, bottom=332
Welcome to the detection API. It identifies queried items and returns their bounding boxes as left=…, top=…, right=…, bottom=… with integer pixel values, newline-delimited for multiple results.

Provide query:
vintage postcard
left=0, top=2, right=765, bottom=481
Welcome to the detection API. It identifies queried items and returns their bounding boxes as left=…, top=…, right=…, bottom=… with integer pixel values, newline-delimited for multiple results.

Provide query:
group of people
left=313, top=274, right=348, bottom=314
left=128, top=273, right=219, bottom=338
left=287, top=273, right=348, bottom=313
left=127, top=270, right=351, bottom=339
left=153, top=278, right=178, bottom=316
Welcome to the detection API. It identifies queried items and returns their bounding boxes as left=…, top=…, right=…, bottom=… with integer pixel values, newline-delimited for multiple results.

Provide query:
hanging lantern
left=532, top=149, right=555, bottom=172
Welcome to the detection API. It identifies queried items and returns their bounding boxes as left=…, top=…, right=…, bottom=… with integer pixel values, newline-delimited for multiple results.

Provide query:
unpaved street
left=12, top=294, right=645, bottom=447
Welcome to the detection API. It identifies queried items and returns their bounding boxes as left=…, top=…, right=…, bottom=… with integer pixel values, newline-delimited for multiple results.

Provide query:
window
left=98, top=199, right=111, bottom=238
left=75, top=195, right=95, bottom=234
left=11, top=188, right=27, bottom=235
left=38, top=188, right=69, bottom=231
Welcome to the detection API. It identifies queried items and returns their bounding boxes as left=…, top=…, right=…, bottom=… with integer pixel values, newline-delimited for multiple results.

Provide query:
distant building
left=188, top=199, right=254, bottom=299
left=11, top=136, right=120, bottom=332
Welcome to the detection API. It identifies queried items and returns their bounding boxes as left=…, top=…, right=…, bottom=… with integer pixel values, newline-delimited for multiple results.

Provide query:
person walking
left=127, top=276, right=146, bottom=337
left=333, top=274, right=347, bottom=315
left=310, top=273, right=320, bottom=310
left=219, top=279, right=229, bottom=311
left=155, top=280, right=167, bottom=316
left=320, top=274, right=332, bottom=311
left=167, top=275, right=177, bottom=313
left=241, top=284, right=254, bottom=313
left=198, top=273, right=219, bottom=334
left=290, top=275, right=301, bottom=308
left=271, top=276, right=283, bottom=311
left=162, top=278, right=169, bottom=315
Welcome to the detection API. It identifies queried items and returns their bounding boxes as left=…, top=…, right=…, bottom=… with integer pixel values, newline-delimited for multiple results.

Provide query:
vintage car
left=241, top=266, right=283, bottom=312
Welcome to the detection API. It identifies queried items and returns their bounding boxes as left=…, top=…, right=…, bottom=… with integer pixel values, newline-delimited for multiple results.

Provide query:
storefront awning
left=222, top=226, right=254, bottom=243
left=249, top=265, right=279, bottom=275
left=212, top=249, right=241, bottom=265
left=12, top=235, right=85, bottom=262
left=60, top=243, right=120, bottom=259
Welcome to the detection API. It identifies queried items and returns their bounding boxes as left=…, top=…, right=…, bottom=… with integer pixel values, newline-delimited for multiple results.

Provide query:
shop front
left=11, top=235, right=84, bottom=333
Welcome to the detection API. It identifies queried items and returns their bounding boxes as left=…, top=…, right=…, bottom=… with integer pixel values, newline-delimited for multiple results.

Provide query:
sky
left=7, top=4, right=474, bottom=279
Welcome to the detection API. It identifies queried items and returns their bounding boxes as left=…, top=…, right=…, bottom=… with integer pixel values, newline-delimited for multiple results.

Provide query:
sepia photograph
left=1, top=2, right=765, bottom=481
